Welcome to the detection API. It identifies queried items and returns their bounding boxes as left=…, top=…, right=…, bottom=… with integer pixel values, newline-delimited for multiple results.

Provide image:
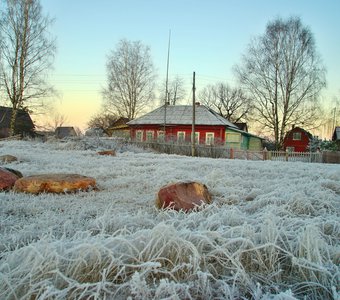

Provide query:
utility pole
left=191, top=71, right=196, bottom=157
left=163, top=30, right=171, bottom=138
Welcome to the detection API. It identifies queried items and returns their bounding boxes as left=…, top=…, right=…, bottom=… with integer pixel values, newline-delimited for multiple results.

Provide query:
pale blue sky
left=40, top=0, right=340, bottom=130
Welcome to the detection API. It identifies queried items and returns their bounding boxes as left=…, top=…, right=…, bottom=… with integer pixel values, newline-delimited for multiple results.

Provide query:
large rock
left=14, top=173, right=96, bottom=194
left=156, top=181, right=212, bottom=212
left=0, top=155, right=18, bottom=163
left=0, top=167, right=20, bottom=191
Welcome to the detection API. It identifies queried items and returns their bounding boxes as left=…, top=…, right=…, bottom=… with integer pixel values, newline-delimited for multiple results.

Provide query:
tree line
left=0, top=0, right=331, bottom=149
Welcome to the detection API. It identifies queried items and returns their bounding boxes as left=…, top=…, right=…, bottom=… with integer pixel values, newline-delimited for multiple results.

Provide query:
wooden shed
left=283, top=126, right=312, bottom=152
left=0, top=106, right=35, bottom=138
left=55, top=127, right=77, bottom=139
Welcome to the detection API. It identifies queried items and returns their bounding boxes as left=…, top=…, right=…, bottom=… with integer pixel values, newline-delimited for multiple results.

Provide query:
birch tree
left=103, top=39, right=156, bottom=119
left=234, top=17, right=326, bottom=149
left=159, top=75, right=186, bottom=105
left=0, top=0, right=56, bottom=135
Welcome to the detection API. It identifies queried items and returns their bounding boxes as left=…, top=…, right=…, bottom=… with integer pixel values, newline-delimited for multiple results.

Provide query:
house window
left=206, top=132, right=214, bottom=145
left=293, top=132, right=301, bottom=140
left=226, top=132, right=241, bottom=143
left=177, top=131, right=185, bottom=143
left=157, top=131, right=165, bottom=142
left=136, top=130, right=143, bottom=141
left=192, top=132, right=200, bottom=144
left=146, top=131, right=154, bottom=141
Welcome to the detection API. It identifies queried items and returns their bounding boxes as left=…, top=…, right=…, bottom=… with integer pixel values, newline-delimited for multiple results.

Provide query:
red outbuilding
left=283, top=126, right=312, bottom=152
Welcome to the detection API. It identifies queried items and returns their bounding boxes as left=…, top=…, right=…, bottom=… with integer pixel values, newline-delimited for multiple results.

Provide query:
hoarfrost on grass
left=0, top=138, right=339, bottom=299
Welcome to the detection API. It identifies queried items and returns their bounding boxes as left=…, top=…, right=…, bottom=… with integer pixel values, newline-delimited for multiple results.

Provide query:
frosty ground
left=0, top=138, right=339, bottom=299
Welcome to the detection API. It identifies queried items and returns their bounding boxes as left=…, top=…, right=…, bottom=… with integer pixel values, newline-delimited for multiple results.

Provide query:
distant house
left=0, top=106, right=35, bottom=138
left=127, top=104, right=263, bottom=151
left=283, top=126, right=312, bottom=152
left=55, top=126, right=77, bottom=139
left=107, top=117, right=130, bottom=138
left=234, top=122, right=248, bottom=132
left=332, top=126, right=340, bottom=150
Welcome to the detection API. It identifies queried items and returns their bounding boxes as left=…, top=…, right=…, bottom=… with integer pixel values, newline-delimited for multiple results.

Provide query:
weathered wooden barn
left=0, top=106, right=35, bottom=138
left=127, top=104, right=263, bottom=150
left=55, top=126, right=77, bottom=139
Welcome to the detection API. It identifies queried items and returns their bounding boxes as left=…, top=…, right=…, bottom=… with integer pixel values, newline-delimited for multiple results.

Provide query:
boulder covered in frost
left=0, top=167, right=20, bottom=190
left=156, top=181, right=212, bottom=212
left=0, top=154, right=18, bottom=163
left=14, top=173, right=96, bottom=194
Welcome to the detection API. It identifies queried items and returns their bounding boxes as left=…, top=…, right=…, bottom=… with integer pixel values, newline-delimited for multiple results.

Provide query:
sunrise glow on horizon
left=37, top=0, right=340, bottom=136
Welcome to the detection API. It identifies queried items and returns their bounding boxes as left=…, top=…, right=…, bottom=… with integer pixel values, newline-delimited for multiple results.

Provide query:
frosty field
left=0, top=138, right=339, bottom=299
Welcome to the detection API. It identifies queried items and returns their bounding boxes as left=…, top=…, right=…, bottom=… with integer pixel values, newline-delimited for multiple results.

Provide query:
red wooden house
left=283, top=126, right=312, bottom=152
left=127, top=104, right=263, bottom=150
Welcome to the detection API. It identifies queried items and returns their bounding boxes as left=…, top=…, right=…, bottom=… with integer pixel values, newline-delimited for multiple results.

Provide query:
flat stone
left=97, top=150, right=116, bottom=156
left=156, top=181, right=212, bottom=212
left=0, top=167, right=20, bottom=191
left=14, top=173, right=96, bottom=194
left=0, top=155, right=18, bottom=163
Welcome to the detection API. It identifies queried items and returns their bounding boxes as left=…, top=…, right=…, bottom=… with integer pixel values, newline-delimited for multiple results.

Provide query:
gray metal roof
left=127, top=105, right=238, bottom=128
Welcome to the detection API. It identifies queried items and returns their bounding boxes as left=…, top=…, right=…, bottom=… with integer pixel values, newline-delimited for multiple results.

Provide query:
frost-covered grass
left=0, top=138, right=339, bottom=299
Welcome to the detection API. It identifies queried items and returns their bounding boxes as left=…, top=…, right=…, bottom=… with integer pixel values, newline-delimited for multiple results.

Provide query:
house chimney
left=292, top=124, right=295, bottom=129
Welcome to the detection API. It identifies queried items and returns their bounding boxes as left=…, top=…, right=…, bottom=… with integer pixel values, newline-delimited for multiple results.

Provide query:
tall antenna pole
left=163, top=30, right=171, bottom=137
left=191, top=71, right=196, bottom=157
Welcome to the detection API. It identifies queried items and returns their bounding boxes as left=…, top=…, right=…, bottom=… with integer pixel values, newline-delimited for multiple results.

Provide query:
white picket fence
left=268, top=150, right=323, bottom=163
left=131, top=141, right=324, bottom=163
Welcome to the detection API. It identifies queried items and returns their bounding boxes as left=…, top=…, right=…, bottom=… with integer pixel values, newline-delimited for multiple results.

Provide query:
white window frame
left=293, top=132, right=301, bottom=140
left=146, top=130, right=154, bottom=141
left=177, top=131, right=186, bottom=143
left=193, top=132, right=200, bottom=144
left=205, top=132, right=215, bottom=145
left=136, top=130, right=143, bottom=141
left=157, top=130, right=165, bottom=141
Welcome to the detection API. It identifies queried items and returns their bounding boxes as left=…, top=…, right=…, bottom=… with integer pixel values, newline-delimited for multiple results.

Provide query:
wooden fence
left=131, top=141, right=330, bottom=163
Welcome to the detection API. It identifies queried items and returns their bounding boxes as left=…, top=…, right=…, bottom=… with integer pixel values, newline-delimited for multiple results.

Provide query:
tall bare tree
left=103, top=39, right=156, bottom=120
left=159, top=75, right=186, bottom=105
left=234, top=16, right=326, bottom=149
left=87, top=112, right=119, bottom=135
left=0, top=0, right=56, bottom=135
left=199, top=83, right=252, bottom=123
